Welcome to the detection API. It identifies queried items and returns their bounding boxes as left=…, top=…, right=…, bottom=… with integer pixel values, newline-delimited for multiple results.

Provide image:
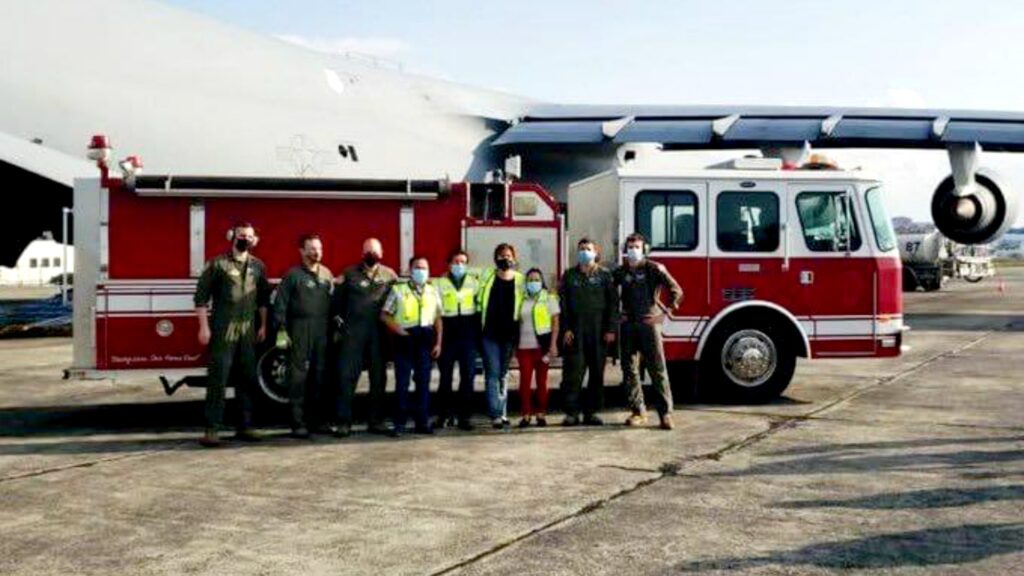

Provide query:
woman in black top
left=479, top=243, right=524, bottom=428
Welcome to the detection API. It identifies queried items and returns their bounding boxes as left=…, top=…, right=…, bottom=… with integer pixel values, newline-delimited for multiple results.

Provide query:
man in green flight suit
left=331, top=237, right=398, bottom=436
left=194, top=222, right=271, bottom=448
left=274, top=233, right=334, bottom=439
left=559, top=237, right=618, bottom=426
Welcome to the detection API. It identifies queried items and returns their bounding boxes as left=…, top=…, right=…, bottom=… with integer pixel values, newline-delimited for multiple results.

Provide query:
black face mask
left=362, top=253, right=380, bottom=267
left=496, top=258, right=514, bottom=271
left=234, top=238, right=251, bottom=252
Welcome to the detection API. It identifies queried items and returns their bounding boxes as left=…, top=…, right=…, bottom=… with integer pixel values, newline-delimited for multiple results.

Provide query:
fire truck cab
left=569, top=155, right=904, bottom=402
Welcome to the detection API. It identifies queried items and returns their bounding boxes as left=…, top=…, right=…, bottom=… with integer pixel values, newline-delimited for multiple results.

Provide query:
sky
left=164, top=0, right=1024, bottom=222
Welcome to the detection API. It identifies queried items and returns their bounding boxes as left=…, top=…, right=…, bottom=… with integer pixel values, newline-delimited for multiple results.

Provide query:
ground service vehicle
left=68, top=141, right=904, bottom=403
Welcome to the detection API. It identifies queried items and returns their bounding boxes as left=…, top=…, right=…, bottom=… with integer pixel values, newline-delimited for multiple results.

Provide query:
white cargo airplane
left=2, top=0, right=1022, bottom=264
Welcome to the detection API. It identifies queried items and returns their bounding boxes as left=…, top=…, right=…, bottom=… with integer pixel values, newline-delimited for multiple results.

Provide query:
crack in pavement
left=0, top=441, right=192, bottom=483
left=432, top=329, right=1002, bottom=574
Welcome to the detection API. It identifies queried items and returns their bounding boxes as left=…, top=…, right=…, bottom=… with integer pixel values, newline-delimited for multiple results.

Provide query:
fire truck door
left=622, top=180, right=708, bottom=342
left=708, top=180, right=789, bottom=312
left=786, top=183, right=875, bottom=352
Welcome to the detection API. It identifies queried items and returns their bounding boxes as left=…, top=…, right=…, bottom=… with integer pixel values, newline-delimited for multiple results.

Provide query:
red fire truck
left=67, top=140, right=903, bottom=404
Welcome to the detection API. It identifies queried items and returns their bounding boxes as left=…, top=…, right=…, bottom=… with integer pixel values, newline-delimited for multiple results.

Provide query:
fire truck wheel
left=701, top=318, right=796, bottom=404
left=964, top=274, right=985, bottom=283
left=257, top=347, right=291, bottom=404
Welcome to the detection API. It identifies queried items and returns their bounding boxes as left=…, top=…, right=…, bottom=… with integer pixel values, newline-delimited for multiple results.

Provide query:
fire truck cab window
left=634, top=191, right=698, bottom=251
left=717, top=192, right=779, bottom=252
left=469, top=183, right=506, bottom=220
left=795, top=191, right=862, bottom=252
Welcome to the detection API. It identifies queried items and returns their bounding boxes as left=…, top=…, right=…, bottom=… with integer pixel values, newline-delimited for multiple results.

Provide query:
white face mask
left=627, top=247, right=644, bottom=263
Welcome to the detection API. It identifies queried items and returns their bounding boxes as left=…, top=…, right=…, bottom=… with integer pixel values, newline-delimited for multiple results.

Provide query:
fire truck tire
left=700, top=317, right=796, bottom=404
left=922, top=278, right=942, bottom=292
left=257, top=347, right=290, bottom=405
left=964, top=274, right=984, bottom=283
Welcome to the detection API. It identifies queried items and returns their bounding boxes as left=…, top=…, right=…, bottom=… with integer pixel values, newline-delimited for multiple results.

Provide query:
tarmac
left=1, top=269, right=1022, bottom=575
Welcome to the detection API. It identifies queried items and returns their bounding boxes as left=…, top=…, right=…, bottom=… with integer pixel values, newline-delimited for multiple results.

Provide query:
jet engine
left=931, top=167, right=1017, bottom=245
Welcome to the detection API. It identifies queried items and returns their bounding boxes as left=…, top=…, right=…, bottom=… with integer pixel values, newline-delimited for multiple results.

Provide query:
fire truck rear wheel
left=257, top=347, right=291, bottom=405
left=701, top=318, right=796, bottom=404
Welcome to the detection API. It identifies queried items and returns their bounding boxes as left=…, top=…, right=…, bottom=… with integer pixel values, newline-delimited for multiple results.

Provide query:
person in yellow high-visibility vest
left=477, top=243, right=524, bottom=429
left=433, top=249, right=480, bottom=431
left=516, top=268, right=560, bottom=428
left=381, top=256, right=443, bottom=435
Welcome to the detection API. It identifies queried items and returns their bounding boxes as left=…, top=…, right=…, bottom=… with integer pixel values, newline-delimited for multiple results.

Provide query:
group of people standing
left=192, top=223, right=682, bottom=447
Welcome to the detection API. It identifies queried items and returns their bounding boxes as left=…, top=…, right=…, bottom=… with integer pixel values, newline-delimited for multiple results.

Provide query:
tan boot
left=659, top=414, right=674, bottom=431
left=624, top=411, right=648, bottom=427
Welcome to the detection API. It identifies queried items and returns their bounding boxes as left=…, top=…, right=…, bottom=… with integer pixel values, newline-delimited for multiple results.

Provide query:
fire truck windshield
left=796, top=191, right=862, bottom=252
left=866, top=186, right=897, bottom=251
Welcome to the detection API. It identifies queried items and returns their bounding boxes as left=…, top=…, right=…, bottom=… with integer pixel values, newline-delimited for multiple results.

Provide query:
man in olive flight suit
left=194, top=222, right=271, bottom=447
left=331, top=237, right=398, bottom=436
left=559, top=237, right=619, bottom=426
left=614, top=232, right=684, bottom=430
left=275, top=233, right=334, bottom=438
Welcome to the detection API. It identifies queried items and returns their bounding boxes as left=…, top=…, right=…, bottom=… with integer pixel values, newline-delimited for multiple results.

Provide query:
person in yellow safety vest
left=477, top=242, right=525, bottom=429
left=381, top=256, right=443, bottom=436
left=515, top=268, right=560, bottom=428
left=433, top=249, right=480, bottom=431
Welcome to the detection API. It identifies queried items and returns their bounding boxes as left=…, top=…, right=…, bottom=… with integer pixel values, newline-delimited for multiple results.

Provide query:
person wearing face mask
left=381, top=257, right=443, bottom=435
left=273, top=234, right=334, bottom=439
left=476, top=243, right=525, bottom=429
left=614, top=232, right=684, bottom=430
left=193, top=222, right=271, bottom=447
left=433, top=249, right=480, bottom=431
left=330, top=237, right=398, bottom=436
left=516, top=268, right=560, bottom=428
left=558, top=237, right=618, bottom=427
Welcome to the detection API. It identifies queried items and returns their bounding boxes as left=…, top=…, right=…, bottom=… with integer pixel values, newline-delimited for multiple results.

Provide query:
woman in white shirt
left=517, top=268, right=561, bottom=427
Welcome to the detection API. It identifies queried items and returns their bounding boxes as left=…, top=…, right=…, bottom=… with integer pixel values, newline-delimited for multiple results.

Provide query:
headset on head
left=624, top=233, right=650, bottom=255
left=226, top=223, right=259, bottom=247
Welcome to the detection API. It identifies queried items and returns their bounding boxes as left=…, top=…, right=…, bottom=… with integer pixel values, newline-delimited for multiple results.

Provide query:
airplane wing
left=493, top=104, right=1024, bottom=151
left=0, top=130, right=94, bottom=187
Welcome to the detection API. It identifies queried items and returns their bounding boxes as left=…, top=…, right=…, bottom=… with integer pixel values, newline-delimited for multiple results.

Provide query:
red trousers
left=516, top=348, right=550, bottom=416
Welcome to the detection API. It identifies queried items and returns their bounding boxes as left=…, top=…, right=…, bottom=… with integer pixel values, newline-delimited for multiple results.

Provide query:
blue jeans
left=481, top=337, right=514, bottom=420
left=394, top=328, right=434, bottom=431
